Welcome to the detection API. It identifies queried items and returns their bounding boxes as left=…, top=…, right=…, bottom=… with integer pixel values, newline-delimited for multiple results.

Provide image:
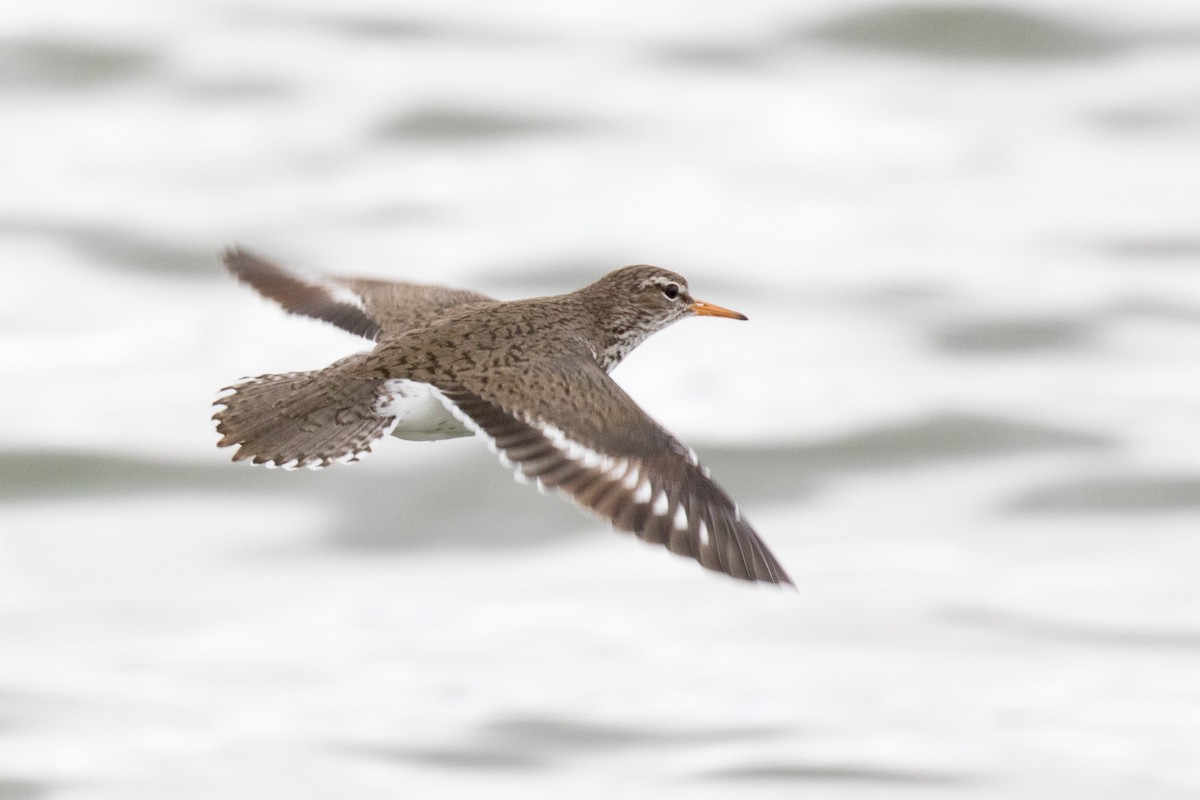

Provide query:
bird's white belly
left=375, top=379, right=472, bottom=441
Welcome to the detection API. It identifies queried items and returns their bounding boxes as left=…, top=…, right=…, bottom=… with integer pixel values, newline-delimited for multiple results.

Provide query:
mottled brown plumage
left=214, top=246, right=790, bottom=585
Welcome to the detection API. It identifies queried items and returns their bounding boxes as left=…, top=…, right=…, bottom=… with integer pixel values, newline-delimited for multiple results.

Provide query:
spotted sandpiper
left=214, top=247, right=791, bottom=585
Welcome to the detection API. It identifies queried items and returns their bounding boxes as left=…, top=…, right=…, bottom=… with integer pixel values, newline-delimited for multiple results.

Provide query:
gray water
left=2, top=1, right=1199, bottom=798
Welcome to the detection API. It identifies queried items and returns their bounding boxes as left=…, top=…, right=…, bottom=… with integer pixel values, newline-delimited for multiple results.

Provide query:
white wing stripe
left=430, top=386, right=791, bottom=585
left=622, top=467, right=642, bottom=491
left=673, top=505, right=688, bottom=531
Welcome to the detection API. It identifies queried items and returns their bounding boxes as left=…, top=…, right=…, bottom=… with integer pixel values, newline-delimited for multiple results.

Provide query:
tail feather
left=213, top=362, right=396, bottom=469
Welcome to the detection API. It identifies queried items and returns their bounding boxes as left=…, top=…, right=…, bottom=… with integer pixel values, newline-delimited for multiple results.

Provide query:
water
left=2, top=1, right=1199, bottom=797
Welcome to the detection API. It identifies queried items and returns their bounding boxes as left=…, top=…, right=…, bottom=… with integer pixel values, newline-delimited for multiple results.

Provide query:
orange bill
left=690, top=299, right=748, bottom=320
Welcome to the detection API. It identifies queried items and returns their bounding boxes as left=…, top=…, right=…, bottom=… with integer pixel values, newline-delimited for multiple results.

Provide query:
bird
left=213, top=247, right=791, bottom=585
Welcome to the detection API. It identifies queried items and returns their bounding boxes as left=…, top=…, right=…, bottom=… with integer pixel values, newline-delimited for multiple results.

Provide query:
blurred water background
left=2, top=1, right=1199, bottom=798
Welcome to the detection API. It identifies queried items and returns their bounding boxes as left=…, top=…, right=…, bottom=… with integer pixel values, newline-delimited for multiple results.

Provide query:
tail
left=213, top=358, right=396, bottom=469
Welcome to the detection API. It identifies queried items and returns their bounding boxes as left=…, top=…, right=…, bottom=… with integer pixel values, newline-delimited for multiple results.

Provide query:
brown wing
left=222, top=246, right=496, bottom=340
left=434, top=358, right=791, bottom=585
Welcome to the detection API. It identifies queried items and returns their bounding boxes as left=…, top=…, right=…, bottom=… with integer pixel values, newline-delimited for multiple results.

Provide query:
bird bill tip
left=690, top=299, right=748, bottom=321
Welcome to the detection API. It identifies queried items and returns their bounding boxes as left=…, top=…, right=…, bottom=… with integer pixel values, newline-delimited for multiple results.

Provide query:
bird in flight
left=214, top=247, right=790, bottom=585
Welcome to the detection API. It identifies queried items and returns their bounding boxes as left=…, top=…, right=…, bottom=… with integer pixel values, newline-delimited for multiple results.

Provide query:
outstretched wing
left=434, top=358, right=791, bottom=585
left=222, top=246, right=496, bottom=340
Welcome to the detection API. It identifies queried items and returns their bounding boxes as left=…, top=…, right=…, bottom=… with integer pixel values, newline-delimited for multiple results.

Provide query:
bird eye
left=661, top=283, right=680, bottom=300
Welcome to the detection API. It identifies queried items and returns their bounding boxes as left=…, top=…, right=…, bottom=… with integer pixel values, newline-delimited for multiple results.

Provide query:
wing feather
left=434, top=375, right=791, bottom=585
left=221, top=246, right=495, bottom=340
